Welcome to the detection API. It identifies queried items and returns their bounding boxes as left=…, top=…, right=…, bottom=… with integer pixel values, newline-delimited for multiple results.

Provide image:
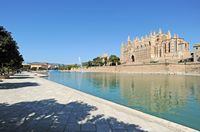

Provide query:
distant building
left=194, top=44, right=200, bottom=62
left=30, top=63, right=49, bottom=70
left=120, top=29, right=191, bottom=64
left=22, top=63, right=31, bottom=71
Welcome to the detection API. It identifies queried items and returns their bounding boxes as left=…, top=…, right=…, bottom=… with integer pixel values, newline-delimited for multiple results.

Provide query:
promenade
left=0, top=72, right=197, bottom=132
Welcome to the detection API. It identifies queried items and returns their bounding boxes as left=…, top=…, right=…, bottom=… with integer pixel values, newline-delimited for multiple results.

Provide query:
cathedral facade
left=120, top=30, right=191, bottom=64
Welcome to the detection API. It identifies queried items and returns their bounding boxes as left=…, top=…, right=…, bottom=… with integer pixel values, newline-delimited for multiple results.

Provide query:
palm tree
left=109, top=55, right=120, bottom=66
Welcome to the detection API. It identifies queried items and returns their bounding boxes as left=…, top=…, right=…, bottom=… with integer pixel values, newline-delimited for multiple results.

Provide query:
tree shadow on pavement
left=9, top=76, right=34, bottom=79
left=0, top=82, right=39, bottom=89
left=0, top=99, right=147, bottom=132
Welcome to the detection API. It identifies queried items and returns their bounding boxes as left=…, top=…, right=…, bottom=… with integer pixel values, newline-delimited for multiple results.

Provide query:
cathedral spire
left=128, top=35, right=131, bottom=42
left=174, top=34, right=177, bottom=38
left=127, top=35, right=131, bottom=45
left=159, top=28, right=162, bottom=34
left=168, top=30, right=171, bottom=38
left=150, top=32, right=153, bottom=36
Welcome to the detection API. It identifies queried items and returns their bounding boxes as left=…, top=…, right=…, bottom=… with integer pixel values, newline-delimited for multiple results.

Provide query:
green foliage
left=0, top=26, right=24, bottom=75
left=58, top=55, right=120, bottom=71
left=109, top=55, right=120, bottom=66
left=82, top=61, right=93, bottom=68
left=82, top=55, right=120, bottom=68
left=102, top=57, right=108, bottom=66
left=92, top=57, right=104, bottom=66
left=58, top=64, right=80, bottom=70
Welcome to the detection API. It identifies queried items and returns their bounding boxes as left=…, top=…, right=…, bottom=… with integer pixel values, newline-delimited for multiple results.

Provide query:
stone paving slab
left=81, top=123, right=96, bottom=131
left=0, top=72, right=198, bottom=132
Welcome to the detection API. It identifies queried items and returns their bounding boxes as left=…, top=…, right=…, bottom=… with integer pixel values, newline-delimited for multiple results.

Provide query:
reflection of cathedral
left=118, top=74, right=190, bottom=113
left=83, top=72, right=200, bottom=114
left=120, top=29, right=191, bottom=64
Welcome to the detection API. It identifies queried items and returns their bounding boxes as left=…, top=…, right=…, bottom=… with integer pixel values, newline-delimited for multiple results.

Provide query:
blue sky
left=0, top=0, right=200, bottom=64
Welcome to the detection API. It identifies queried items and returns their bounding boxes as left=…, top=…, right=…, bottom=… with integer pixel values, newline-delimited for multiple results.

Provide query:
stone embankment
left=70, top=63, right=200, bottom=76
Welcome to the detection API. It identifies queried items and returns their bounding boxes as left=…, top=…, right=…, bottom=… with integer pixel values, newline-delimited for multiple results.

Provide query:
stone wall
left=185, top=63, right=200, bottom=74
left=71, top=63, right=200, bottom=76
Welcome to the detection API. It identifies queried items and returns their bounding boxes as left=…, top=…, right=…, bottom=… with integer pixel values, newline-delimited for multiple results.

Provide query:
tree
left=0, top=26, right=24, bottom=75
left=93, top=57, right=104, bottom=66
left=102, top=57, right=108, bottom=66
left=109, top=55, right=120, bottom=66
left=58, top=64, right=80, bottom=70
left=81, top=55, right=120, bottom=68
left=82, top=61, right=93, bottom=68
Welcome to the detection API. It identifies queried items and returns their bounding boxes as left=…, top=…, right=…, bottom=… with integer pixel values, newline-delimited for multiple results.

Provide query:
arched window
left=164, top=43, right=167, bottom=53
left=185, top=43, right=187, bottom=50
left=149, top=41, right=151, bottom=46
left=160, top=49, right=162, bottom=57
left=168, top=43, right=170, bottom=53
left=131, top=55, right=135, bottom=62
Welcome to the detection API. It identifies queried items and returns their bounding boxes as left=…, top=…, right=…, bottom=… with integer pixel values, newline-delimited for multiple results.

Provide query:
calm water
left=47, top=71, right=200, bottom=130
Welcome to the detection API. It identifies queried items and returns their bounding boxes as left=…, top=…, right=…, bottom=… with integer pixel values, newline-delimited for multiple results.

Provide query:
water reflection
left=47, top=71, right=200, bottom=130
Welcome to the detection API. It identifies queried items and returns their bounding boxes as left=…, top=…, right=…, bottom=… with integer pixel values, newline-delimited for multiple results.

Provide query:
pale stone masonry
left=120, top=29, right=191, bottom=64
left=194, top=44, right=200, bottom=62
left=71, top=63, right=200, bottom=76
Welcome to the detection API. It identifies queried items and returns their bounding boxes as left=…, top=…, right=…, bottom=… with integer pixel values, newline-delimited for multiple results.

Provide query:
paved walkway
left=0, top=72, right=197, bottom=132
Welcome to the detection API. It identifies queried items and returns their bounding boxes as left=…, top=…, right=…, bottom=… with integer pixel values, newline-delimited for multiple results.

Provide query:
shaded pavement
left=0, top=99, right=145, bottom=132
left=0, top=73, right=145, bottom=132
left=0, top=72, right=195, bottom=132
